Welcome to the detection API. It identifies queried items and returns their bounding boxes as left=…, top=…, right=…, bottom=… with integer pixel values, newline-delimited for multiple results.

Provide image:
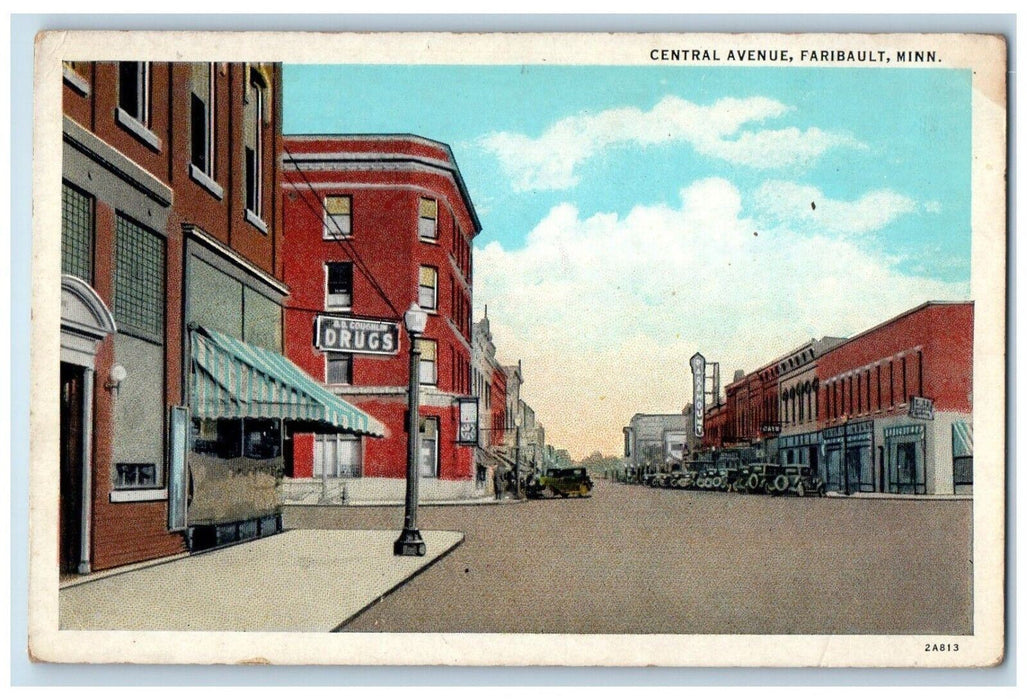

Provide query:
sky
left=284, top=64, right=972, bottom=459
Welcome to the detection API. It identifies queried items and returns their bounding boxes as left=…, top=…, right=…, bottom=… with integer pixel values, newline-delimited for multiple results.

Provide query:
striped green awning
left=190, top=326, right=385, bottom=437
left=952, top=420, right=973, bottom=458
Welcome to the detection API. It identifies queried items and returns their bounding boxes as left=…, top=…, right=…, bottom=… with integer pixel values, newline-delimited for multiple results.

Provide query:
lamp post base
left=393, top=528, right=427, bottom=557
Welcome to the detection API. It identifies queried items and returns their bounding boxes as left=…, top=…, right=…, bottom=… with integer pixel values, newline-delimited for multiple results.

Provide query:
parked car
left=763, top=463, right=825, bottom=497
left=540, top=468, right=594, bottom=498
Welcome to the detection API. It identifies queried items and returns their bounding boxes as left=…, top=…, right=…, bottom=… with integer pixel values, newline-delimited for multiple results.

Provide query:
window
left=323, top=195, right=352, bottom=238
left=326, top=352, right=352, bottom=385
left=313, top=434, right=362, bottom=478
left=418, top=198, right=438, bottom=240
left=118, top=62, right=150, bottom=123
left=417, top=339, right=437, bottom=385
left=325, top=262, right=353, bottom=309
left=62, top=61, right=90, bottom=94
left=419, top=266, right=437, bottom=310
left=190, top=63, right=215, bottom=179
left=245, top=68, right=267, bottom=222
left=115, top=463, right=158, bottom=489
left=419, top=417, right=439, bottom=478
left=114, top=214, right=165, bottom=339
left=61, top=182, right=93, bottom=282
left=243, top=418, right=282, bottom=460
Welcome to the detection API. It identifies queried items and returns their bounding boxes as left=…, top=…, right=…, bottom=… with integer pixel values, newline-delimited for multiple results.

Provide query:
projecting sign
left=690, top=352, right=705, bottom=438
left=909, top=396, right=935, bottom=421
left=315, top=315, right=400, bottom=356
left=457, top=398, right=479, bottom=445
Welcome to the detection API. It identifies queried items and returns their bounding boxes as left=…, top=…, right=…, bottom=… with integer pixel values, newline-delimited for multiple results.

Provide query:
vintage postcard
left=29, top=31, right=1006, bottom=667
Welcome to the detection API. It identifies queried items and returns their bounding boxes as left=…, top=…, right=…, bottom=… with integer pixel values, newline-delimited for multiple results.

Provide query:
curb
left=823, top=492, right=972, bottom=501
left=330, top=531, right=466, bottom=632
left=284, top=498, right=528, bottom=508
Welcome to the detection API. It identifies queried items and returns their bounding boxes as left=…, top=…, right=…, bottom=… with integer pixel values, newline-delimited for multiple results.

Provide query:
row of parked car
left=644, top=462, right=826, bottom=497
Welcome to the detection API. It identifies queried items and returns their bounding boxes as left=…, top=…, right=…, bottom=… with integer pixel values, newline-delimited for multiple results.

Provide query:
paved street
left=285, top=479, right=973, bottom=635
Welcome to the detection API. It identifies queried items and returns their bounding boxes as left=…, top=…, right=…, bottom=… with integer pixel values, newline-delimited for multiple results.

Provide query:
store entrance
left=60, top=362, right=85, bottom=575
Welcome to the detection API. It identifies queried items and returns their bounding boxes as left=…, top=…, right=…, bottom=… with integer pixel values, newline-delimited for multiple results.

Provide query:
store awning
left=190, top=326, right=386, bottom=437
left=952, top=420, right=973, bottom=458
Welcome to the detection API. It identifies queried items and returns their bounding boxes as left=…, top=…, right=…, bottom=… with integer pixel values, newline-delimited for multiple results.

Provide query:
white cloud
left=475, top=178, right=968, bottom=459
left=752, top=181, right=918, bottom=236
left=477, top=95, right=862, bottom=192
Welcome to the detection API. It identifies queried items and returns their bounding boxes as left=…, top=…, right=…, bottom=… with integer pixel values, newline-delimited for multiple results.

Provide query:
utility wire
left=282, top=145, right=403, bottom=320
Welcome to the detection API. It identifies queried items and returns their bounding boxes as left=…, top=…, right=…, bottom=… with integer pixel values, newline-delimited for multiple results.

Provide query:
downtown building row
left=699, top=301, right=974, bottom=495
left=57, top=60, right=520, bottom=575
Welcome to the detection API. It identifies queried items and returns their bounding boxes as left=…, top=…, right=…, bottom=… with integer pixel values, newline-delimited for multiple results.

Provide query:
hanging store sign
left=315, top=314, right=400, bottom=356
left=909, top=396, right=935, bottom=421
left=690, top=352, right=706, bottom=437
left=457, top=397, right=479, bottom=445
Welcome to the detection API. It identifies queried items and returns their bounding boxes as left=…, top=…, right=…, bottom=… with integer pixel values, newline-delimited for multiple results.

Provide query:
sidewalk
left=824, top=491, right=972, bottom=501
left=59, top=529, right=463, bottom=632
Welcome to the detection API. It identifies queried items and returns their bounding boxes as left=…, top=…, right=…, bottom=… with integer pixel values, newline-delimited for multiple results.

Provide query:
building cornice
left=63, top=116, right=173, bottom=208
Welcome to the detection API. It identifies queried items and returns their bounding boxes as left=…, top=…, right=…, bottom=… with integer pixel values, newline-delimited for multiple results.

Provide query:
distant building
left=472, top=313, right=507, bottom=495
left=279, top=134, right=481, bottom=503
left=623, top=413, right=692, bottom=478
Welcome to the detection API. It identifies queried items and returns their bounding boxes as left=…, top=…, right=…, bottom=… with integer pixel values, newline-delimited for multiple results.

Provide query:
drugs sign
left=315, top=315, right=400, bottom=356
left=690, top=352, right=705, bottom=437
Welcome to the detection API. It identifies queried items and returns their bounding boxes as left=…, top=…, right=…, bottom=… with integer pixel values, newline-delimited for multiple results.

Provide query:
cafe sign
left=315, top=315, right=400, bottom=356
left=909, top=396, right=935, bottom=421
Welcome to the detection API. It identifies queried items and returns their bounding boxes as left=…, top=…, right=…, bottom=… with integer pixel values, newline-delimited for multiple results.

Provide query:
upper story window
left=324, top=195, right=352, bottom=239
left=116, top=62, right=161, bottom=151
left=119, top=62, right=150, bottom=124
left=326, top=352, right=352, bottom=386
left=190, top=63, right=216, bottom=184
left=61, top=182, right=93, bottom=283
left=418, top=266, right=438, bottom=311
left=416, top=339, right=437, bottom=385
left=114, top=214, right=165, bottom=341
left=418, top=198, right=438, bottom=241
left=62, top=61, right=90, bottom=95
left=325, top=262, right=353, bottom=310
left=244, top=67, right=268, bottom=227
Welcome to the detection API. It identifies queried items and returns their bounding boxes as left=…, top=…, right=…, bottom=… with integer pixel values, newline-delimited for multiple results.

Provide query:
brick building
left=816, top=302, right=973, bottom=495
left=280, top=134, right=481, bottom=502
left=698, top=301, right=973, bottom=495
left=59, top=61, right=381, bottom=573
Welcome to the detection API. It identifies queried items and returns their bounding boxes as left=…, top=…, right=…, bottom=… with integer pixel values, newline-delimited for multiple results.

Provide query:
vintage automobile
left=539, top=467, right=594, bottom=498
left=762, top=463, right=825, bottom=497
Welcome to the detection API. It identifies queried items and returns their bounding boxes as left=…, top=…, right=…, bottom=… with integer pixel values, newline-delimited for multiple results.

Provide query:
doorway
left=60, top=362, right=85, bottom=574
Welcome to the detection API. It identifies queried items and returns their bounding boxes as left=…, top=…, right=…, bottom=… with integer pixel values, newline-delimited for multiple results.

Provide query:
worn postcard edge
left=27, top=30, right=1007, bottom=668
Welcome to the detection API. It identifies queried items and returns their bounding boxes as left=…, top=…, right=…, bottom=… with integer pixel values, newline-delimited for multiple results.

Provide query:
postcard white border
left=28, top=30, right=1007, bottom=668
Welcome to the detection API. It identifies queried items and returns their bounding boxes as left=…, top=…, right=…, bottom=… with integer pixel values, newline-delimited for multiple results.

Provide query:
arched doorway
left=60, top=275, right=116, bottom=574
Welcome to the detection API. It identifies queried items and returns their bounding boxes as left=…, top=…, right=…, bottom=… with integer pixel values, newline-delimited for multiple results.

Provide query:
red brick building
left=816, top=301, right=973, bottom=494
left=280, top=134, right=481, bottom=502
left=698, top=301, right=973, bottom=495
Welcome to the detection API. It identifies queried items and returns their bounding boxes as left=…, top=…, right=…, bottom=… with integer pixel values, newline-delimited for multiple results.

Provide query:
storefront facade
left=816, top=302, right=973, bottom=495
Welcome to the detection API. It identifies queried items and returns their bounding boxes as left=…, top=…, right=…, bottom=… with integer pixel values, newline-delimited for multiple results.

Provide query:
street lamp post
left=394, top=303, right=428, bottom=557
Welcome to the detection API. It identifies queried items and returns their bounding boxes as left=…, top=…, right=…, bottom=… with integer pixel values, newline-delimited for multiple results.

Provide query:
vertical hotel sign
left=690, top=352, right=705, bottom=438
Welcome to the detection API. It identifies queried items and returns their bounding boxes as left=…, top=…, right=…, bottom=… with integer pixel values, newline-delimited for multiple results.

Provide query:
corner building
left=816, top=302, right=973, bottom=495
left=281, top=135, right=481, bottom=502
